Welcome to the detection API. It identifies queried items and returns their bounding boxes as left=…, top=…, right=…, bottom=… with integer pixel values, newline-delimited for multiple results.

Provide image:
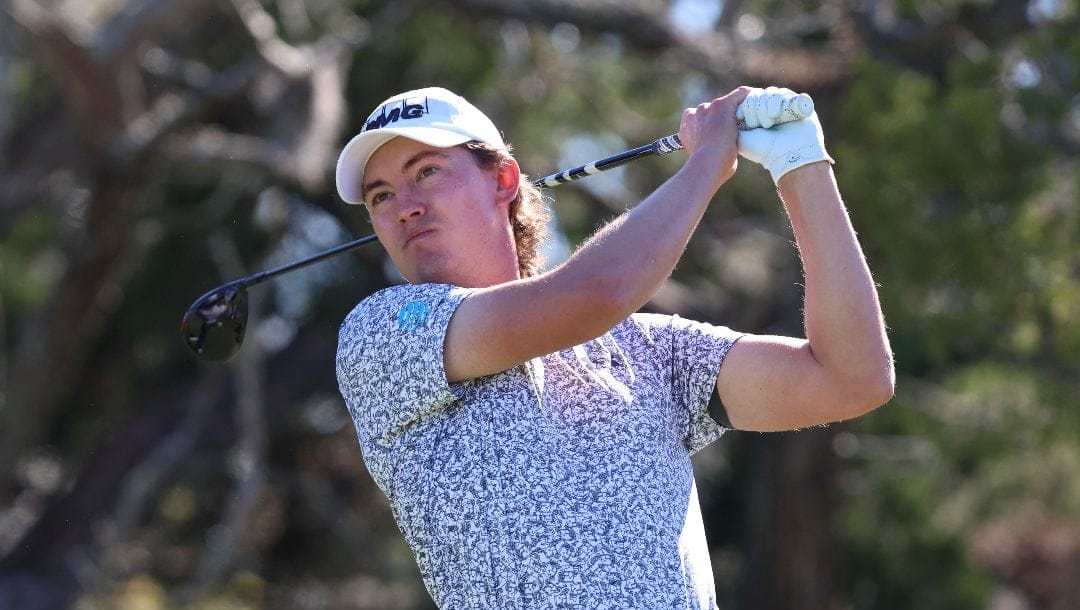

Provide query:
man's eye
left=417, top=165, right=438, bottom=180
left=369, top=192, right=391, bottom=205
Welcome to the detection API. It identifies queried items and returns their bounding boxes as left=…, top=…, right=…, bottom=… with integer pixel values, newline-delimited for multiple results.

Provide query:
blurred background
left=1, top=0, right=1078, bottom=608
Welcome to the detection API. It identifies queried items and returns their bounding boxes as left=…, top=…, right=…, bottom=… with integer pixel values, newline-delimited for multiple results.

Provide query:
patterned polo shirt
left=336, top=283, right=741, bottom=609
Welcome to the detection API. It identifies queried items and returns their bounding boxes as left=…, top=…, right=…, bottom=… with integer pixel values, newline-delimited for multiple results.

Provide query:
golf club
left=180, top=93, right=814, bottom=362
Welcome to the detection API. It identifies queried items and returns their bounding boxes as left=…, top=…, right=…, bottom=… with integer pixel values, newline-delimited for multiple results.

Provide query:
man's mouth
left=404, top=228, right=434, bottom=247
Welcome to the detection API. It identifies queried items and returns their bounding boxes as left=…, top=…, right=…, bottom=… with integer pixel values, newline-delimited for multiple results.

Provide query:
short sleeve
left=336, top=283, right=472, bottom=492
left=635, top=313, right=743, bottom=454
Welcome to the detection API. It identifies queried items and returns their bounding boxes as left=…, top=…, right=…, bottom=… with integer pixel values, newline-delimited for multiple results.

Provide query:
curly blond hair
left=464, top=141, right=550, bottom=278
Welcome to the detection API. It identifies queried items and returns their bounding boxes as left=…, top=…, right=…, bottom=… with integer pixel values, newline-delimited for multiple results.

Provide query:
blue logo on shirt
left=397, top=301, right=429, bottom=332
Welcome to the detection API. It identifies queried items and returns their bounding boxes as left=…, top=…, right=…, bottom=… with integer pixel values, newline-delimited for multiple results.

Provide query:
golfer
left=335, top=86, right=893, bottom=608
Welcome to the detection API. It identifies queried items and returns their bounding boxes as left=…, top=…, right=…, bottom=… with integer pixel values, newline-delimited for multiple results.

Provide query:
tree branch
left=6, top=0, right=124, bottom=148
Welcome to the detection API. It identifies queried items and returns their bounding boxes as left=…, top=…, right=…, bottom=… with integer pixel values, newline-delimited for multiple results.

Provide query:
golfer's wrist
left=680, top=148, right=736, bottom=195
left=769, top=145, right=834, bottom=185
left=776, top=160, right=836, bottom=198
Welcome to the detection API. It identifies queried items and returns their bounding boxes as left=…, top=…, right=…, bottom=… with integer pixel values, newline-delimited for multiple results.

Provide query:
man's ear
left=494, top=158, right=521, bottom=209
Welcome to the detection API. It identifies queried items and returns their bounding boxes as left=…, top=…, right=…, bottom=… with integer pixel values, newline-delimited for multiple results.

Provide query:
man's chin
left=406, top=260, right=453, bottom=285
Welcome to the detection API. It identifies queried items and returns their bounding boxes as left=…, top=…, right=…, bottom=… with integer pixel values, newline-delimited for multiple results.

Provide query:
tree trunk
left=743, top=429, right=843, bottom=610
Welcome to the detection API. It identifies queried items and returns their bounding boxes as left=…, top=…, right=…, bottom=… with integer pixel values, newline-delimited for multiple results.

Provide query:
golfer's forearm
left=550, top=154, right=721, bottom=320
left=778, top=163, right=894, bottom=401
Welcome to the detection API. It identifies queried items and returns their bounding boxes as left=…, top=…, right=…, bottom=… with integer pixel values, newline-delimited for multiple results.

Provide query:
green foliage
left=4, top=1, right=1080, bottom=608
left=834, top=53, right=1056, bottom=373
left=347, top=5, right=502, bottom=129
left=830, top=12, right=1080, bottom=605
left=840, top=358, right=1080, bottom=608
left=846, top=499, right=990, bottom=610
left=0, top=208, right=63, bottom=318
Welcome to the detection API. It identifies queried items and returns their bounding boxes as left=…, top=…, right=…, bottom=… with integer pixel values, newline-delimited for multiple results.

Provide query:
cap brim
left=335, top=127, right=474, bottom=204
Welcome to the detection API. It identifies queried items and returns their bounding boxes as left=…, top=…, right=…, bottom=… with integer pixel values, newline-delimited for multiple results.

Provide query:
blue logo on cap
left=397, top=301, right=429, bottom=332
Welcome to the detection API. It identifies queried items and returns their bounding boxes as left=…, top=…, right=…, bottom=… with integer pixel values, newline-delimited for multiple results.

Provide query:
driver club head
left=180, top=283, right=249, bottom=362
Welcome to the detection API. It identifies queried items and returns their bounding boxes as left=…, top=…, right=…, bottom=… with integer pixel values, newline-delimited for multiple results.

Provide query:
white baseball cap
left=335, top=87, right=507, bottom=205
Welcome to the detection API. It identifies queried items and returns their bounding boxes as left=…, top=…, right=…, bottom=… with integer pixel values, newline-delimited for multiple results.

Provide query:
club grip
left=736, top=92, right=814, bottom=130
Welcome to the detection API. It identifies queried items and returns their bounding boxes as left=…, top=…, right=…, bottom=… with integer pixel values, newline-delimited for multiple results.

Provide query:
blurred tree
left=0, top=0, right=1077, bottom=609
left=833, top=3, right=1080, bottom=609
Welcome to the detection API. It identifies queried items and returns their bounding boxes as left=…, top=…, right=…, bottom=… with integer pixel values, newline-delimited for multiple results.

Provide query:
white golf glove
left=737, top=86, right=834, bottom=184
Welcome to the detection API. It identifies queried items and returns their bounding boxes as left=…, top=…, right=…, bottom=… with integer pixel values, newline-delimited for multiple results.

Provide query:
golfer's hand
left=679, top=87, right=751, bottom=192
left=737, top=86, right=834, bottom=184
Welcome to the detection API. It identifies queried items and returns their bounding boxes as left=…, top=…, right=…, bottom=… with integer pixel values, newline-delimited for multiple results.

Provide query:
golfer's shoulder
left=340, top=283, right=473, bottom=337
left=619, top=311, right=678, bottom=343
left=620, top=312, right=743, bottom=357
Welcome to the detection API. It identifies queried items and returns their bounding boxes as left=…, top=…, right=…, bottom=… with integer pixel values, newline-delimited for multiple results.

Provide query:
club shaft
left=531, top=93, right=811, bottom=188
left=533, top=134, right=682, bottom=189
left=239, top=233, right=379, bottom=288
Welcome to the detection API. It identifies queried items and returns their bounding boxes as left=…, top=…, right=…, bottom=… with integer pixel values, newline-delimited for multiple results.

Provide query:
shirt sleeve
left=636, top=313, right=743, bottom=454
left=336, top=283, right=472, bottom=493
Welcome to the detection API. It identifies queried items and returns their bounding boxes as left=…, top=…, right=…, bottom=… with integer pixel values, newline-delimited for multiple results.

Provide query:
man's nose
left=396, top=187, right=427, bottom=222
